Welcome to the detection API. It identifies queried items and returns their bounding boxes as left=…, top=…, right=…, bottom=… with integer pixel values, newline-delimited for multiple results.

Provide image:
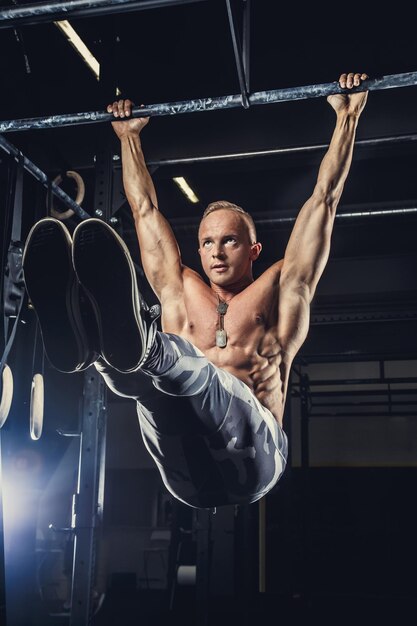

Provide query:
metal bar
left=258, top=497, right=266, bottom=593
left=300, top=374, right=310, bottom=470
left=2, top=71, right=417, bottom=133
left=225, top=0, right=249, bottom=108
left=254, top=206, right=417, bottom=228
left=311, top=400, right=417, bottom=407
left=0, top=135, right=90, bottom=219
left=299, top=373, right=311, bottom=604
left=145, top=132, right=417, bottom=167
left=242, top=0, right=250, bottom=93
left=309, top=411, right=417, bottom=418
left=311, top=392, right=417, bottom=400
left=294, top=377, right=417, bottom=387
left=0, top=438, right=6, bottom=624
left=169, top=204, right=417, bottom=234
left=0, top=0, right=208, bottom=28
left=310, top=388, right=417, bottom=396
left=70, top=370, right=107, bottom=626
left=195, top=508, right=212, bottom=626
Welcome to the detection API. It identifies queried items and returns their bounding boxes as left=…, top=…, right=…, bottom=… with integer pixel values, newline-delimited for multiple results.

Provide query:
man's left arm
left=277, top=72, right=368, bottom=355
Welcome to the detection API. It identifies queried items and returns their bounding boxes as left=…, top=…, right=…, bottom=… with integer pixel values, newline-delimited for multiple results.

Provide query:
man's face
left=198, top=209, right=260, bottom=288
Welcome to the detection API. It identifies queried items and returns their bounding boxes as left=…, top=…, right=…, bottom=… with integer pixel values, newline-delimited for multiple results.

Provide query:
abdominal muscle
left=164, top=313, right=287, bottom=426
left=160, top=264, right=289, bottom=426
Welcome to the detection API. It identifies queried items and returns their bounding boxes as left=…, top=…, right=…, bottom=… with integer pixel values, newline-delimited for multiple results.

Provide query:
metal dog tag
left=215, top=329, right=227, bottom=348
left=216, top=301, right=228, bottom=315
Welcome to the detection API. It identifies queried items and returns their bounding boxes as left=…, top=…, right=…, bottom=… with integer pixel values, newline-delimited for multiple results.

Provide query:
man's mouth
left=212, top=264, right=228, bottom=272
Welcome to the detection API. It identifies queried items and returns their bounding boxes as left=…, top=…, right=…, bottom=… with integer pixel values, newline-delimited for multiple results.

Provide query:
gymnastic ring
left=49, top=170, right=85, bottom=221
left=30, top=372, right=44, bottom=440
left=0, top=364, right=13, bottom=428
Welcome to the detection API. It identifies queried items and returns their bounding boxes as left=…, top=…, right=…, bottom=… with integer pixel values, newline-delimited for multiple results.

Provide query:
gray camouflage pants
left=96, top=332, right=288, bottom=509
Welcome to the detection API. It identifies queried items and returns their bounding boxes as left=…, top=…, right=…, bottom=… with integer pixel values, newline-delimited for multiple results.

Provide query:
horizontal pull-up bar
left=1, top=72, right=417, bottom=134
left=0, top=0, right=208, bottom=28
left=0, top=135, right=90, bottom=220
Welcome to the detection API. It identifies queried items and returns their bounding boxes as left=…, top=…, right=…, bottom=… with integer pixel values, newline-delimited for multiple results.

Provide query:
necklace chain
left=215, top=294, right=232, bottom=348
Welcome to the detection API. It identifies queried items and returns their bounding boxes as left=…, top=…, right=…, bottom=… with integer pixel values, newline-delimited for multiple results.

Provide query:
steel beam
left=0, top=0, right=208, bottom=28
left=143, top=132, right=417, bottom=167
left=2, top=71, right=417, bottom=133
left=0, top=135, right=90, bottom=219
left=168, top=204, right=417, bottom=234
left=69, top=370, right=107, bottom=626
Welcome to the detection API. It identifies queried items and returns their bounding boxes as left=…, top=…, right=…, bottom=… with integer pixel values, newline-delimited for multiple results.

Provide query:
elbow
left=132, top=196, right=157, bottom=220
left=313, top=184, right=342, bottom=215
left=280, top=270, right=315, bottom=304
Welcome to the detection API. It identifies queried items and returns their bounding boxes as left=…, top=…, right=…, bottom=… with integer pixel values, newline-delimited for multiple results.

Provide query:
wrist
left=336, top=110, right=360, bottom=129
left=119, top=131, right=142, bottom=145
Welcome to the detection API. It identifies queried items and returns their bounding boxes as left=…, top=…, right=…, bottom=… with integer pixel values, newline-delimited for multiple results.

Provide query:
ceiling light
left=54, top=20, right=100, bottom=80
left=173, top=177, right=199, bottom=204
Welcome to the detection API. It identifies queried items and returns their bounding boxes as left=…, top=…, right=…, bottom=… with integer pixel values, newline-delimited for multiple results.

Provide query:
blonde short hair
left=200, top=200, right=257, bottom=244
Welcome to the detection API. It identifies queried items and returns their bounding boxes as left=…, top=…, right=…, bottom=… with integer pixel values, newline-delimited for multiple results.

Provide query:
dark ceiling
left=1, top=0, right=417, bottom=361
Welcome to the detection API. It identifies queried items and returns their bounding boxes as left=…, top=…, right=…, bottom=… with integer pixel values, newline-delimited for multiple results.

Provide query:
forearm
left=282, top=111, right=361, bottom=294
left=118, top=131, right=184, bottom=298
left=119, top=132, right=158, bottom=214
left=314, top=111, right=360, bottom=207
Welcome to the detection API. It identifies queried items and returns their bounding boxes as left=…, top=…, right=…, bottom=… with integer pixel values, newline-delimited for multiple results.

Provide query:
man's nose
left=212, top=245, right=225, bottom=258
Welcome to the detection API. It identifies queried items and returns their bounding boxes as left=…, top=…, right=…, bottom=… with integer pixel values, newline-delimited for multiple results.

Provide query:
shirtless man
left=23, top=72, right=368, bottom=509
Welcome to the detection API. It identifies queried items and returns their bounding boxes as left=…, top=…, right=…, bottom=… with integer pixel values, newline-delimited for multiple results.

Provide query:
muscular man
left=23, top=72, right=368, bottom=509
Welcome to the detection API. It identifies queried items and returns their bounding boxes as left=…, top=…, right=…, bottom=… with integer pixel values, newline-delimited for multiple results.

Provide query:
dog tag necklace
left=216, top=296, right=230, bottom=348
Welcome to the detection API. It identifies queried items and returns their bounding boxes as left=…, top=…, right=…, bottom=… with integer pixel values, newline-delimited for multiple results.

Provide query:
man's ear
left=250, top=242, right=262, bottom=261
left=198, top=247, right=201, bottom=256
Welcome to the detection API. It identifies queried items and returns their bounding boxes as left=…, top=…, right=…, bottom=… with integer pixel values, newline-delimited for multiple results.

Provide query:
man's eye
left=203, top=241, right=212, bottom=248
left=226, top=238, right=236, bottom=244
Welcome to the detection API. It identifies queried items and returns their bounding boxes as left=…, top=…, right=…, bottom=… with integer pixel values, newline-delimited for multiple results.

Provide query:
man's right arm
left=108, top=99, right=184, bottom=303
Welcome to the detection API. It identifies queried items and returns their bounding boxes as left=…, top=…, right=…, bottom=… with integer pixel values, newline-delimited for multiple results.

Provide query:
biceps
left=134, top=211, right=183, bottom=296
left=283, top=197, right=335, bottom=288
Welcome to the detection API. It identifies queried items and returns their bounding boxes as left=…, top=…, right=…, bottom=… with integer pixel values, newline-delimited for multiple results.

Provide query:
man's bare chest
left=181, top=276, right=278, bottom=353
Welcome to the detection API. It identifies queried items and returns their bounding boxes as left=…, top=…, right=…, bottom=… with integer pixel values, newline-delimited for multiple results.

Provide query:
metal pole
left=258, top=206, right=417, bottom=226
left=225, top=0, right=250, bottom=108
left=242, top=0, right=250, bottom=93
left=195, top=508, right=212, bottom=626
left=258, top=497, right=266, bottom=593
left=143, top=132, right=417, bottom=167
left=167, top=204, right=417, bottom=235
left=1, top=72, right=417, bottom=133
left=299, top=373, right=311, bottom=607
left=0, top=0, right=209, bottom=28
left=70, top=369, right=107, bottom=626
left=0, top=135, right=90, bottom=219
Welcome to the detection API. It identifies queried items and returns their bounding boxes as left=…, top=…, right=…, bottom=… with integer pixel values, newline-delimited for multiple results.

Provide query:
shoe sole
left=72, top=219, right=145, bottom=372
left=23, top=218, right=91, bottom=373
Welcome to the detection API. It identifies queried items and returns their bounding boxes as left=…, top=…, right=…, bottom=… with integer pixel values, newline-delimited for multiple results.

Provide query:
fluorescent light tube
left=173, top=177, right=199, bottom=204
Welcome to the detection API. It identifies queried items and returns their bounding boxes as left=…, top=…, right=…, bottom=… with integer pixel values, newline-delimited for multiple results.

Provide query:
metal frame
left=292, top=373, right=417, bottom=420
left=290, top=362, right=417, bottom=604
left=1, top=72, right=417, bottom=133
left=0, top=0, right=209, bottom=28
left=0, top=136, right=89, bottom=219
left=69, top=370, right=107, bottom=626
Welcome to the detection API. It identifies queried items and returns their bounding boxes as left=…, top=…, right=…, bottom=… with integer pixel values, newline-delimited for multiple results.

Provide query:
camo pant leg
left=95, top=332, right=288, bottom=507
